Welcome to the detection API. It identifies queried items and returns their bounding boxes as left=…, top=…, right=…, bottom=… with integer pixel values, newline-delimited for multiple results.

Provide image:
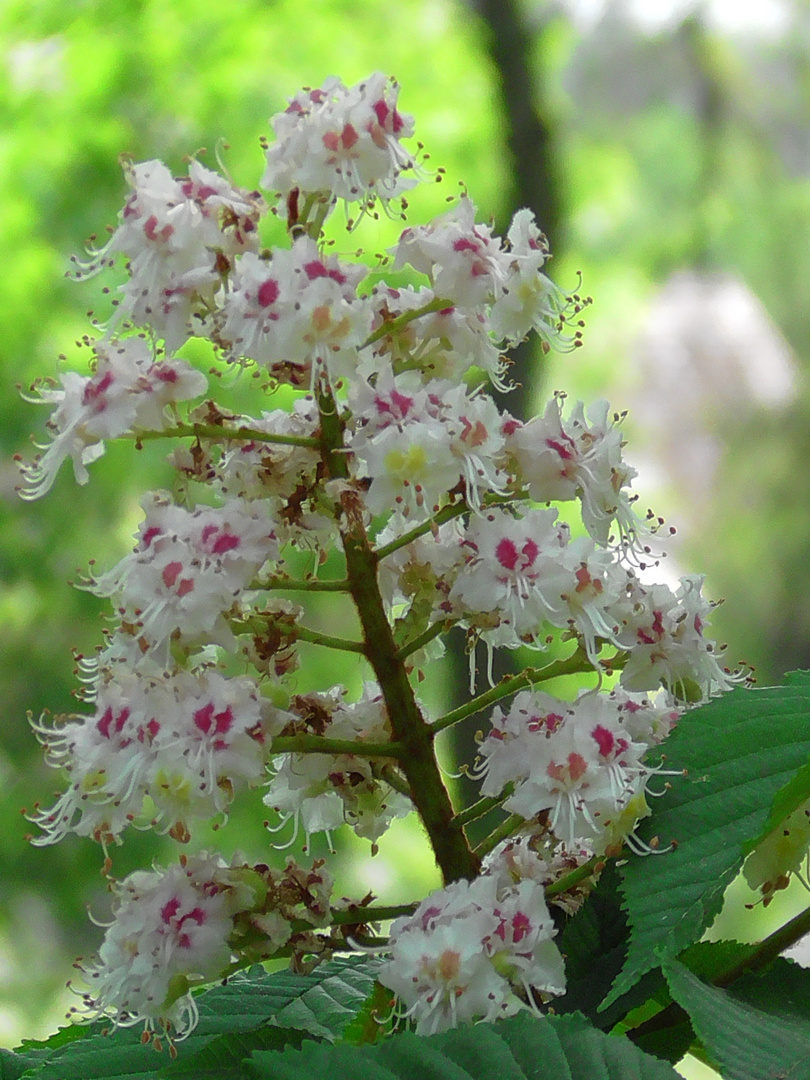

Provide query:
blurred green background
left=3, top=0, right=810, bottom=1071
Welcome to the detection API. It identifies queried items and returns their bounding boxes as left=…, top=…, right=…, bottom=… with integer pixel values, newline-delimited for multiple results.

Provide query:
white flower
left=76, top=854, right=237, bottom=1041
left=84, top=493, right=277, bottom=662
left=478, top=689, right=653, bottom=851
left=507, top=396, right=642, bottom=547
left=263, top=73, right=416, bottom=216
left=29, top=667, right=288, bottom=846
left=218, top=239, right=371, bottom=387
left=489, top=208, right=571, bottom=349
left=393, top=197, right=511, bottom=308
left=616, top=574, right=737, bottom=701
left=348, top=369, right=508, bottom=518
left=378, top=870, right=564, bottom=1035
left=448, top=507, right=569, bottom=645
left=73, top=158, right=264, bottom=348
left=264, top=683, right=410, bottom=846
left=18, top=338, right=207, bottom=499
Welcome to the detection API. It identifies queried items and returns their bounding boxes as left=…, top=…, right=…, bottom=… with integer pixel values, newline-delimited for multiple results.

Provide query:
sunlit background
left=3, top=1, right=810, bottom=1076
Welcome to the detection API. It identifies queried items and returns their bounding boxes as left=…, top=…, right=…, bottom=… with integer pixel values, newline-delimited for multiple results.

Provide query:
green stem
left=128, top=423, right=319, bottom=448
left=318, top=390, right=480, bottom=885
left=305, top=198, right=332, bottom=240
left=432, top=647, right=604, bottom=734
left=293, top=624, right=366, bottom=654
left=360, top=296, right=455, bottom=350
left=233, top=613, right=365, bottom=654
left=269, top=734, right=404, bottom=758
left=396, top=620, right=449, bottom=661
left=258, top=575, right=351, bottom=593
left=453, top=792, right=509, bottom=828
left=545, top=853, right=605, bottom=899
left=472, top=813, right=525, bottom=859
left=373, top=492, right=523, bottom=562
left=328, top=903, right=418, bottom=926
left=714, top=901, right=810, bottom=986
left=375, top=761, right=413, bottom=799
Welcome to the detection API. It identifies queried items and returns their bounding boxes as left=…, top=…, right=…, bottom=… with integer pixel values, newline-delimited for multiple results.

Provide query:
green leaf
left=247, top=1012, right=683, bottom=1079
left=620, top=942, right=760, bottom=1067
left=269, top=956, right=383, bottom=1039
left=159, top=1027, right=314, bottom=1079
left=341, top=981, right=396, bottom=1046
left=0, top=1047, right=50, bottom=1080
left=605, top=675, right=810, bottom=1008
left=555, top=860, right=666, bottom=1029
left=19, top=957, right=382, bottom=1079
left=664, top=959, right=810, bottom=1080
left=724, top=955, right=810, bottom=1026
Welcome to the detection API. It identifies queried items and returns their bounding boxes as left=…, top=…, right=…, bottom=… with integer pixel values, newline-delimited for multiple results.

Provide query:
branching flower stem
left=431, top=647, right=629, bottom=734
left=318, top=389, right=480, bottom=884
left=372, top=492, right=523, bottom=562
left=124, top=423, right=320, bottom=448
left=359, top=295, right=454, bottom=350
left=396, top=620, right=450, bottom=661
left=232, top=614, right=365, bottom=654
left=452, top=791, right=510, bottom=828
left=256, top=575, right=351, bottom=593
left=269, top=734, right=404, bottom=758
left=472, top=813, right=525, bottom=859
left=545, top=854, right=606, bottom=899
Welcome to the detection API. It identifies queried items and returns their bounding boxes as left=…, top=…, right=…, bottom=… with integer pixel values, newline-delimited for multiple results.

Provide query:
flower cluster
left=31, top=668, right=285, bottom=847
left=19, top=72, right=739, bottom=1043
left=264, top=684, right=412, bottom=846
left=73, top=853, right=333, bottom=1045
left=476, top=687, right=677, bottom=852
left=378, top=843, right=565, bottom=1035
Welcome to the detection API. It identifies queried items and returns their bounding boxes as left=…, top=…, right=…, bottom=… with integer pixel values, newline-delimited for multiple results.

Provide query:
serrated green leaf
left=556, top=861, right=666, bottom=1029
left=605, top=676, right=810, bottom=1008
left=678, top=939, right=759, bottom=983
left=0, top=1047, right=49, bottom=1080
left=664, top=959, right=810, bottom=1080
left=270, top=956, right=383, bottom=1039
left=19, top=956, right=382, bottom=1079
left=724, top=956, right=810, bottom=1026
left=342, top=981, right=395, bottom=1046
left=247, top=1012, right=683, bottom=1080
left=159, top=1026, right=313, bottom=1079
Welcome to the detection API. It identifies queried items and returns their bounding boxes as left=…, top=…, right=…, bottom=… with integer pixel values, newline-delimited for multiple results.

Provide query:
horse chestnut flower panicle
left=17, top=71, right=740, bottom=1043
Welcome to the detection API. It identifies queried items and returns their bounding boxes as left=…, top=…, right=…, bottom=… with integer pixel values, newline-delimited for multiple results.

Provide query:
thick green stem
left=318, top=392, right=480, bottom=884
